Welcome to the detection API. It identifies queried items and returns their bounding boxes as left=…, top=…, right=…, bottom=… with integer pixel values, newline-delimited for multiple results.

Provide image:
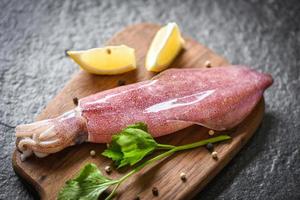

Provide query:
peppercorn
left=212, top=151, right=218, bottom=159
left=134, top=196, right=140, bottom=200
left=73, top=97, right=79, bottom=106
left=65, top=49, right=69, bottom=57
left=90, top=150, right=96, bottom=157
left=105, top=166, right=112, bottom=174
left=208, top=130, right=215, bottom=136
left=117, top=80, right=126, bottom=86
left=206, top=143, right=214, bottom=152
left=180, top=172, right=187, bottom=182
left=152, top=187, right=159, bottom=196
left=205, top=60, right=211, bottom=68
left=106, top=48, right=111, bottom=54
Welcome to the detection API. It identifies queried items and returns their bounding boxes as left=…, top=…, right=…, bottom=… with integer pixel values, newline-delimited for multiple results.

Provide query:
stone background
left=0, top=0, right=299, bottom=199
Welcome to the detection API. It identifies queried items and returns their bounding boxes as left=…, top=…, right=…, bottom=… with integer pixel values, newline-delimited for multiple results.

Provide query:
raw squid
left=16, top=66, right=273, bottom=160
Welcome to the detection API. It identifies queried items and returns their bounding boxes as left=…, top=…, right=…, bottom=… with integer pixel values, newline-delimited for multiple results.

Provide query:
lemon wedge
left=66, top=45, right=136, bottom=75
left=145, top=22, right=184, bottom=72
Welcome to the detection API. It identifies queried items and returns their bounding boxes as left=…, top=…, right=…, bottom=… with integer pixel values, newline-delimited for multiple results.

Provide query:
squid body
left=16, top=66, right=273, bottom=160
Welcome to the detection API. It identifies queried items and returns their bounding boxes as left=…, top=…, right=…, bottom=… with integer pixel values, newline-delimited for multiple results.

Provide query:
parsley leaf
left=58, top=163, right=114, bottom=200
left=58, top=121, right=231, bottom=200
left=102, top=123, right=158, bottom=168
left=125, top=122, right=148, bottom=132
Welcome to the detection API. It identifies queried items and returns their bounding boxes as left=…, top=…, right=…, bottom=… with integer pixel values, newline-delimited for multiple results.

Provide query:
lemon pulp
left=67, top=45, right=136, bottom=75
left=145, top=22, right=184, bottom=72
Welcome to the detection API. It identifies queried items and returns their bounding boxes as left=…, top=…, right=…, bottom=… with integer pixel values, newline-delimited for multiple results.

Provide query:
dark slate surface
left=0, top=0, right=299, bottom=199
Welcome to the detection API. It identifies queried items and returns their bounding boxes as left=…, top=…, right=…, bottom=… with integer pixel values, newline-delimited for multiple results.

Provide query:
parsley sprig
left=58, top=123, right=231, bottom=200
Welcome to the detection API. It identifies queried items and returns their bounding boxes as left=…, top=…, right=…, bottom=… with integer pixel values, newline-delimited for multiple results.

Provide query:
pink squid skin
left=15, top=65, right=273, bottom=158
left=79, top=65, right=273, bottom=143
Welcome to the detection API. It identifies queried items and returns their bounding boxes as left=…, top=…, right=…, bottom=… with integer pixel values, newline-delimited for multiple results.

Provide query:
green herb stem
left=105, top=182, right=121, bottom=200
left=107, top=135, right=231, bottom=199
left=132, top=148, right=176, bottom=173
left=59, top=122, right=232, bottom=200
left=120, top=135, right=231, bottom=182
left=120, top=150, right=175, bottom=181
left=173, top=135, right=231, bottom=151
left=157, top=143, right=176, bottom=149
left=106, top=149, right=176, bottom=200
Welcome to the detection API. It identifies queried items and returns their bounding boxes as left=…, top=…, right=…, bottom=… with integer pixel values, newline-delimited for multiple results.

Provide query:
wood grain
left=12, top=23, right=265, bottom=200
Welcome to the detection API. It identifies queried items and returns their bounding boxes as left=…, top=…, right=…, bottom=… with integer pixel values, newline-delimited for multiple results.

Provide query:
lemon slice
left=145, top=22, right=185, bottom=72
left=66, top=45, right=136, bottom=75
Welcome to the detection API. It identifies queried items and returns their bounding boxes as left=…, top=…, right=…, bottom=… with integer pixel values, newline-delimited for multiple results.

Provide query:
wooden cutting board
left=12, top=23, right=265, bottom=200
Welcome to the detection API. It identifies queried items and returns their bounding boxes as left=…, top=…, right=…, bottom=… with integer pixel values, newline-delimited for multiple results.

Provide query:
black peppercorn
left=134, top=196, right=140, bottom=200
left=65, top=49, right=69, bottom=57
left=152, top=187, right=159, bottom=196
left=72, top=97, right=79, bottom=106
left=117, top=80, right=126, bottom=86
left=206, top=143, right=214, bottom=152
